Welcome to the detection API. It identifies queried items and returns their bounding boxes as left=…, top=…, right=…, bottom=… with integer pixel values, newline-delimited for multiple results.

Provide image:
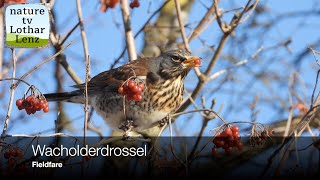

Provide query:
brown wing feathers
left=44, top=58, right=150, bottom=102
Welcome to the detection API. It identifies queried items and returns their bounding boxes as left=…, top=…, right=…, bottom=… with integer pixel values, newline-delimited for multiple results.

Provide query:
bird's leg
left=158, top=115, right=171, bottom=127
left=119, top=119, right=134, bottom=138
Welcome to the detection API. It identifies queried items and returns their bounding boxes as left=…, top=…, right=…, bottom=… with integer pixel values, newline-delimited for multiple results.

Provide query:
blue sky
left=1, top=0, right=319, bottom=137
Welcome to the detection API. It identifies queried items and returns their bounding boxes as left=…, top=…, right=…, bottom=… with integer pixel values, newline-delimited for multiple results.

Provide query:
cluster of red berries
left=1, top=0, right=26, bottom=7
left=212, top=126, right=243, bottom=156
left=129, top=0, right=140, bottom=8
left=99, top=0, right=119, bottom=12
left=4, top=148, right=24, bottom=159
left=118, top=79, right=145, bottom=101
left=16, top=95, right=49, bottom=115
left=1, top=148, right=27, bottom=175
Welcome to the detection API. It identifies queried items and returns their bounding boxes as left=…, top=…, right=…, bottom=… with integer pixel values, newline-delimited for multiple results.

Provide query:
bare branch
left=110, top=0, right=171, bottom=69
left=76, top=0, right=91, bottom=146
left=120, top=0, right=137, bottom=61
left=174, top=0, right=190, bottom=52
left=0, top=8, right=4, bottom=80
left=1, top=49, right=17, bottom=140
left=187, top=2, right=217, bottom=42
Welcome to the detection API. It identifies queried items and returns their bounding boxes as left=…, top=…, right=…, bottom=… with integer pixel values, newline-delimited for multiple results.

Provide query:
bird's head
left=154, top=50, right=201, bottom=79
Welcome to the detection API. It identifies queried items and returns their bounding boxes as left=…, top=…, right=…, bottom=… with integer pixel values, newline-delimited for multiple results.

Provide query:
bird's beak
left=182, top=56, right=202, bottom=68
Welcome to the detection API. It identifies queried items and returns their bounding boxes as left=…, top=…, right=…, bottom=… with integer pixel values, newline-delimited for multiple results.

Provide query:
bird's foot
left=158, top=115, right=171, bottom=127
left=119, top=119, right=134, bottom=139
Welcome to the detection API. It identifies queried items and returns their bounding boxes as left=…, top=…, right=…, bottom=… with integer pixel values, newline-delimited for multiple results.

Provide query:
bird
left=44, top=50, right=201, bottom=134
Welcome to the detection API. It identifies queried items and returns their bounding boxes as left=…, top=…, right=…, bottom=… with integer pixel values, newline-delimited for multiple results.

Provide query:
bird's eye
left=171, top=55, right=180, bottom=62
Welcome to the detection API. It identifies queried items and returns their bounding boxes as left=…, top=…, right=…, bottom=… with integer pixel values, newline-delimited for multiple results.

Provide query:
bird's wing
left=73, top=58, right=150, bottom=93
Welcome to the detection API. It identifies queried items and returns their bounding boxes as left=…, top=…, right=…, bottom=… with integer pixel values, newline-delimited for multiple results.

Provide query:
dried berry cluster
left=99, top=0, right=140, bottom=12
left=99, top=0, right=119, bottom=12
left=129, top=0, right=140, bottom=8
left=250, top=129, right=274, bottom=147
left=1, top=148, right=27, bottom=175
left=212, top=126, right=243, bottom=156
left=16, top=86, right=49, bottom=115
left=118, top=79, right=145, bottom=101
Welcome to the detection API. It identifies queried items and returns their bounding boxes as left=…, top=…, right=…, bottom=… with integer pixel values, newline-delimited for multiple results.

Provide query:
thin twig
left=110, top=0, right=171, bottom=68
left=0, top=78, right=31, bottom=86
left=187, top=2, right=217, bottom=42
left=172, top=108, right=227, bottom=124
left=120, top=0, right=137, bottom=61
left=48, top=9, right=82, bottom=85
left=60, top=21, right=80, bottom=46
left=76, top=0, right=90, bottom=146
left=0, top=8, right=4, bottom=80
left=178, top=0, right=261, bottom=114
left=1, top=49, right=17, bottom=140
left=168, top=116, right=186, bottom=167
left=311, top=70, right=320, bottom=107
left=14, top=41, right=73, bottom=87
left=284, top=74, right=295, bottom=137
left=213, top=0, right=225, bottom=33
left=239, top=0, right=260, bottom=23
left=174, top=0, right=190, bottom=52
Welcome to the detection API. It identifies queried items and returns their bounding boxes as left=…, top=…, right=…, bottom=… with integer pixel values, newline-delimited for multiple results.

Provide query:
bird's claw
left=158, top=115, right=170, bottom=127
left=119, top=119, right=134, bottom=138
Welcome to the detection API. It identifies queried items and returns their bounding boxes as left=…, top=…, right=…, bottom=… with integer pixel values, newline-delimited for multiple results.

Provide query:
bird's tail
left=44, top=91, right=84, bottom=103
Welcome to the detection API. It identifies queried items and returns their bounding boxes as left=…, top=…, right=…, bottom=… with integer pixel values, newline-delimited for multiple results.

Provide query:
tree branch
left=120, top=0, right=137, bottom=61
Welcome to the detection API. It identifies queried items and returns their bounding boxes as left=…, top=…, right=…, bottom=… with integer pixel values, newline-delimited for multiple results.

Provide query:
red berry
left=43, top=106, right=49, bottom=113
left=40, top=100, right=46, bottom=109
left=220, top=131, right=228, bottom=137
left=26, top=95, right=34, bottom=103
left=127, top=80, right=136, bottom=90
left=123, top=84, right=129, bottom=92
left=233, top=132, right=241, bottom=139
left=215, top=140, right=224, bottom=148
left=129, top=0, right=140, bottom=8
left=4, top=151, right=11, bottom=159
left=118, top=87, right=124, bottom=94
left=30, top=98, right=36, bottom=105
left=224, top=146, right=233, bottom=155
left=236, top=142, right=243, bottom=151
left=15, top=150, right=23, bottom=158
left=133, top=94, right=142, bottom=101
left=194, top=59, right=201, bottom=66
left=23, top=100, right=30, bottom=108
left=43, top=101, right=48, bottom=109
left=137, top=87, right=142, bottom=94
left=16, top=99, right=23, bottom=107
left=31, top=108, right=37, bottom=114
left=231, top=126, right=239, bottom=133
left=227, top=135, right=234, bottom=142
left=131, top=85, right=139, bottom=93
left=35, top=104, right=41, bottom=111
left=224, top=128, right=233, bottom=136
left=129, top=3, right=134, bottom=8
left=109, top=0, right=119, bottom=8
left=211, top=147, right=218, bottom=157
left=138, top=83, right=144, bottom=90
left=18, top=106, right=24, bottom=110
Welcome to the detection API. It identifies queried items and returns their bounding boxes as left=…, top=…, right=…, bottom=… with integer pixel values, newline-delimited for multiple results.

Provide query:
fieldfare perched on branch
left=44, top=50, right=201, bottom=133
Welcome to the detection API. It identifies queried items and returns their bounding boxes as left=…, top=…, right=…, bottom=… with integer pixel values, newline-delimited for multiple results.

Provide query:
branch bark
left=120, top=0, right=137, bottom=61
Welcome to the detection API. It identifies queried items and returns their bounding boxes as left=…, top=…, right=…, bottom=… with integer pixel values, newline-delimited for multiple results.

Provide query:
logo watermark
left=5, top=3, right=50, bottom=48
